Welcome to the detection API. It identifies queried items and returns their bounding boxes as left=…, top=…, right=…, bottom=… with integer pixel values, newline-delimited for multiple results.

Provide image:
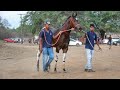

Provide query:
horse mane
left=62, top=16, right=71, bottom=27
left=51, top=16, right=72, bottom=36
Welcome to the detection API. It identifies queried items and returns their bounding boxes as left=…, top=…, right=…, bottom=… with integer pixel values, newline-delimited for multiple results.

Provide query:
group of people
left=39, top=20, right=102, bottom=72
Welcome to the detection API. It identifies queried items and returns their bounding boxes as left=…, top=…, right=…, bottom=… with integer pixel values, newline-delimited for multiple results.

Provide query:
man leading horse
left=37, top=13, right=82, bottom=72
left=39, top=20, right=75, bottom=72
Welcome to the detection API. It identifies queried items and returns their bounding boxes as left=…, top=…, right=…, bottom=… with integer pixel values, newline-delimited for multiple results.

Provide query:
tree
left=18, top=11, right=120, bottom=39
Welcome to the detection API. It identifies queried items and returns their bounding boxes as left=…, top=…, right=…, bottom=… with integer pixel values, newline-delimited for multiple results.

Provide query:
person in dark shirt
left=39, top=20, right=62, bottom=72
left=108, top=35, right=112, bottom=49
left=84, top=24, right=102, bottom=72
left=39, top=20, right=74, bottom=72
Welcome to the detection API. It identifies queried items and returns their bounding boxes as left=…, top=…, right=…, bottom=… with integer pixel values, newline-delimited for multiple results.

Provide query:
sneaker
left=43, top=69, right=49, bottom=72
left=87, top=69, right=95, bottom=72
left=84, top=69, right=88, bottom=72
left=43, top=67, right=49, bottom=72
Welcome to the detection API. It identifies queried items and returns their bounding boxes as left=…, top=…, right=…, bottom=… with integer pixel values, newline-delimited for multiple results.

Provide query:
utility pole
left=18, top=14, right=25, bottom=44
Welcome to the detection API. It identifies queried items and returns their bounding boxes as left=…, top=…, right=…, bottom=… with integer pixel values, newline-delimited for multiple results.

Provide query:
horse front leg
left=54, top=52, right=59, bottom=72
left=63, top=53, right=66, bottom=72
left=62, top=47, right=68, bottom=72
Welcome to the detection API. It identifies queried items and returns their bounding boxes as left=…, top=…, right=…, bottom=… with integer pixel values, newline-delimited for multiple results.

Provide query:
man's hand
left=70, top=28, right=75, bottom=30
left=96, top=41, right=102, bottom=51
left=53, top=31, right=63, bottom=39
left=59, top=31, right=63, bottom=34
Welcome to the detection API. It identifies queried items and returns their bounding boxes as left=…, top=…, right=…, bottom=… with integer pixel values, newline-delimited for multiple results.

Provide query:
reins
left=44, top=29, right=71, bottom=46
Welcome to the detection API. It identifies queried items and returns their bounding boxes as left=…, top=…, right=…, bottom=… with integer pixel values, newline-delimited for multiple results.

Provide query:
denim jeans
left=85, top=49, right=94, bottom=69
left=42, top=47, right=54, bottom=71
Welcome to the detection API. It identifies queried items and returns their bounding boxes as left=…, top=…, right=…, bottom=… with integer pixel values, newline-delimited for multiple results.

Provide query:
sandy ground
left=0, top=42, right=120, bottom=79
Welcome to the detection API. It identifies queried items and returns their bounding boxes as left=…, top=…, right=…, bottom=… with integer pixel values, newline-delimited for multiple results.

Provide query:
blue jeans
left=108, top=41, right=112, bottom=45
left=42, top=47, right=54, bottom=71
left=85, top=49, right=94, bottom=69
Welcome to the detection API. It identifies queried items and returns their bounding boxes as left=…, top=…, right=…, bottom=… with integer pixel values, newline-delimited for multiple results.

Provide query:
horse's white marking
left=37, top=50, right=40, bottom=61
left=55, top=53, right=59, bottom=61
left=63, top=53, right=66, bottom=63
left=63, top=53, right=66, bottom=71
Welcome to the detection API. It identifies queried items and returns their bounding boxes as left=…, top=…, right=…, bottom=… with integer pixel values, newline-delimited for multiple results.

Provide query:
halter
left=69, top=17, right=76, bottom=28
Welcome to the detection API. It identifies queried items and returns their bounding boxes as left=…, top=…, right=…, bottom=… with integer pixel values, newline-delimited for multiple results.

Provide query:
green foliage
left=0, top=16, right=14, bottom=39
left=0, top=40, right=4, bottom=45
left=16, top=11, right=120, bottom=37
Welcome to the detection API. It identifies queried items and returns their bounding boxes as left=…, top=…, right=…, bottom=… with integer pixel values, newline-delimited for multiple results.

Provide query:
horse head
left=67, top=13, right=83, bottom=32
left=53, top=13, right=83, bottom=36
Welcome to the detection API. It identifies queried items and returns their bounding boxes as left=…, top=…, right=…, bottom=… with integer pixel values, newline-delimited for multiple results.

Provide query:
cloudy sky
left=0, top=11, right=27, bottom=29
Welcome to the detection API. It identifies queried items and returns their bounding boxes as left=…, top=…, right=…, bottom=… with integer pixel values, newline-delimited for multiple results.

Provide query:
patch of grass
left=0, top=40, right=4, bottom=45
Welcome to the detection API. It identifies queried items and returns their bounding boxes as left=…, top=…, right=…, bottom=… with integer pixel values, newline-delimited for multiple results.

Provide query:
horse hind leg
left=37, top=50, right=41, bottom=71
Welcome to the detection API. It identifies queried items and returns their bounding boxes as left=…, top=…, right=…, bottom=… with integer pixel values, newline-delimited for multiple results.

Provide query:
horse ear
left=72, top=12, right=77, bottom=17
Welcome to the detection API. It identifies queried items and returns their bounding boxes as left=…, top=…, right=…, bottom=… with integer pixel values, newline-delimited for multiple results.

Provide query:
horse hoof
left=63, top=69, right=67, bottom=73
left=37, top=68, right=39, bottom=72
left=54, top=68, right=57, bottom=72
left=63, top=68, right=66, bottom=71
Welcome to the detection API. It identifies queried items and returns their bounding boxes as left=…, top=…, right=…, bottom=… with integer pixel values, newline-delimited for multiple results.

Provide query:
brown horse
left=37, top=13, right=82, bottom=72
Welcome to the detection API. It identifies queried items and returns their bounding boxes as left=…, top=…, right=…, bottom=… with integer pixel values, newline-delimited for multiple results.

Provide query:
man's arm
left=96, top=39, right=102, bottom=50
left=94, top=33, right=102, bottom=50
left=53, top=31, right=63, bottom=39
left=53, top=28, right=75, bottom=39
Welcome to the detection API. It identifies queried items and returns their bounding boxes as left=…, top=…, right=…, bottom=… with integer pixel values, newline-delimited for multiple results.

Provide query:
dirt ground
left=0, top=42, right=120, bottom=79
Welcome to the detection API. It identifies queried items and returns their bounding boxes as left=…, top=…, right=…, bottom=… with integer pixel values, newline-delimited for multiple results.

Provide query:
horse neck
left=54, top=17, right=73, bottom=35
left=54, top=25, right=72, bottom=36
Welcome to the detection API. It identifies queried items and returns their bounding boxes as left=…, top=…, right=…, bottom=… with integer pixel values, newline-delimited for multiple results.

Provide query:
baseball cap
left=44, top=20, right=51, bottom=25
left=90, top=24, right=95, bottom=27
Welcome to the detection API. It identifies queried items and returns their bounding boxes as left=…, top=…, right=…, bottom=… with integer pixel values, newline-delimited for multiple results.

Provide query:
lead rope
left=81, top=30, right=102, bottom=67
left=81, top=30, right=101, bottom=52
left=44, top=29, right=71, bottom=46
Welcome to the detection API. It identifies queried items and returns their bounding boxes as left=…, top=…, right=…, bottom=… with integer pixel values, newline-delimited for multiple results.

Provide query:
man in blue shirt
left=84, top=24, right=102, bottom=72
left=39, top=20, right=74, bottom=72
left=39, top=20, right=62, bottom=72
